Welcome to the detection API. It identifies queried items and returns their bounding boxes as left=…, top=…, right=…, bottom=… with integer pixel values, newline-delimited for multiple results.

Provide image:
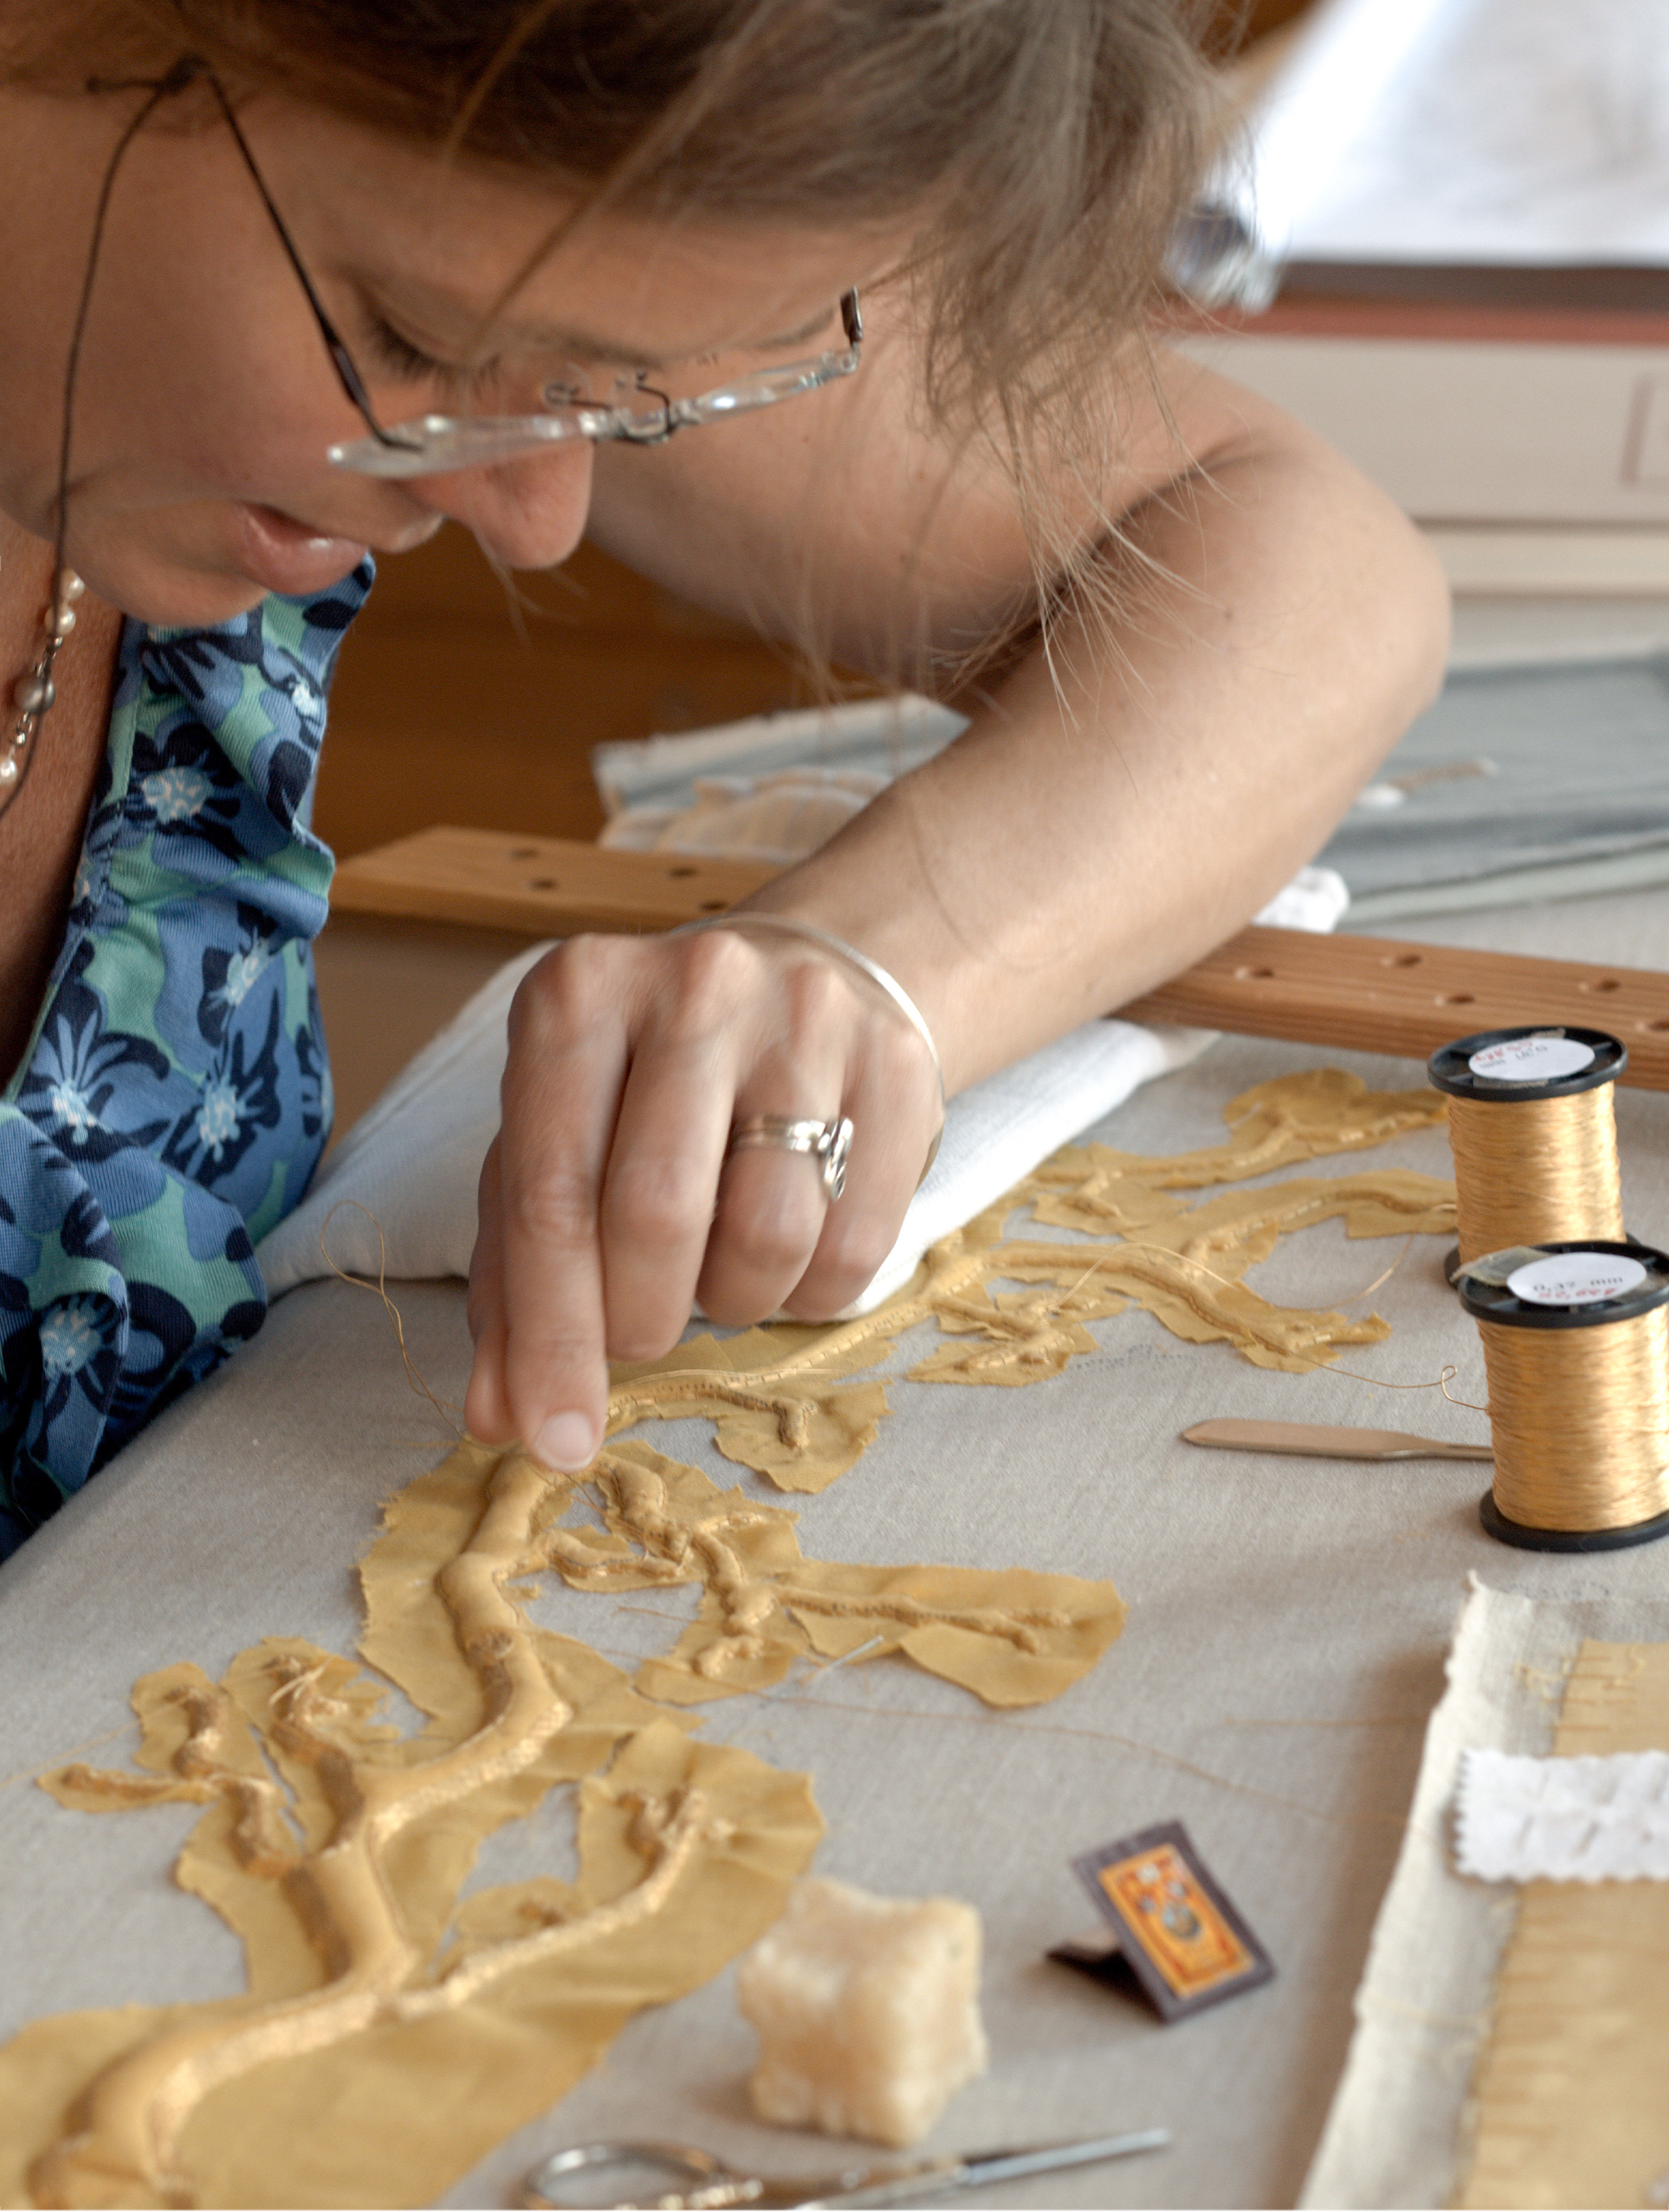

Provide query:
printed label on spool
left=1468, top=1035, right=1596, bottom=1083
left=1505, top=1252, right=1648, bottom=1307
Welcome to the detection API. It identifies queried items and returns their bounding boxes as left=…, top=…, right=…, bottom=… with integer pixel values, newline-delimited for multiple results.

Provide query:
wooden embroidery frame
left=331, top=825, right=1669, bottom=1088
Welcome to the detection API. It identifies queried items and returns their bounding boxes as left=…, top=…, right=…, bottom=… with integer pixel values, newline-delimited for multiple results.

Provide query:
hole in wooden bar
left=699, top=899, right=727, bottom=912
left=507, top=846, right=537, bottom=861
left=1233, top=966, right=1276, bottom=981
left=1437, top=992, right=1475, bottom=1007
left=667, top=866, right=696, bottom=878
left=1384, top=952, right=1424, bottom=968
left=528, top=878, right=559, bottom=891
left=1641, top=1019, right=1669, bottom=1033
left=1581, top=977, right=1622, bottom=993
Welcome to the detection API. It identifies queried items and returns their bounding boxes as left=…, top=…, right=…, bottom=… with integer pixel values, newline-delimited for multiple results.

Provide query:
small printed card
left=1068, top=1821, right=1274, bottom=2022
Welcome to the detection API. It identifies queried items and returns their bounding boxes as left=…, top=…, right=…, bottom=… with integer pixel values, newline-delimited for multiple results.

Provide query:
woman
left=0, top=0, right=1447, bottom=1550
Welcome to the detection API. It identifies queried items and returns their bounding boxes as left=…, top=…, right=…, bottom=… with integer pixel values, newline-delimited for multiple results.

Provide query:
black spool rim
left=1428, top=1024, right=1626, bottom=1102
left=1446, top=1233, right=1648, bottom=1291
left=1457, top=1239, right=1669, bottom=1330
left=1480, top=1489, right=1669, bottom=1552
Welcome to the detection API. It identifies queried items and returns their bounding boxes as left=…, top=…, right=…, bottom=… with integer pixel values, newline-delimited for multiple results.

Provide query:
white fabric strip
left=260, top=871, right=1343, bottom=1313
left=1455, top=1745, right=1669, bottom=1883
left=255, top=939, right=1214, bottom=1316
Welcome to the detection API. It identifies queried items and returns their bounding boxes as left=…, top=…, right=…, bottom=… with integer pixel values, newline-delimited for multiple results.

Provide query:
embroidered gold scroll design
left=543, top=1439, right=1126, bottom=1709
left=3, top=1068, right=1454, bottom=2208
left=605, top=1068, right=1455, bottom=1504
left=7, top=1444, right=823, bottom=2210
left=1455, top=1639, right=1669, bottom=2211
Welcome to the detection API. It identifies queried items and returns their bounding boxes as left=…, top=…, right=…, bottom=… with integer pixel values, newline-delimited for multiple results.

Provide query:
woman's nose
left=406, top=440, right=596, bottom=569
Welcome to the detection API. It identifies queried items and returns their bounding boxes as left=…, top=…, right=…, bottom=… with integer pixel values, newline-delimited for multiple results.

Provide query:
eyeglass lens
left=328, top=295, right=863, bottom=478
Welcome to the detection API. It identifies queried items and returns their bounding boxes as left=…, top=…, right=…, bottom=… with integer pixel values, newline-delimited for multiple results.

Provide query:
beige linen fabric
left=1300, top=1581, right=1669, bottom=2210
left=8, top=886, right=1669, bottom=2209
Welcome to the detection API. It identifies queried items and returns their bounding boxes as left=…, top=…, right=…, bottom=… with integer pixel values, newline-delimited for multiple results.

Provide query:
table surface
left=8, top=885, right=1669, bottom=2211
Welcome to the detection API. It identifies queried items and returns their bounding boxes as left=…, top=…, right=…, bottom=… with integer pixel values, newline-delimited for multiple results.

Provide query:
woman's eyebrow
left=754, top=304, right=839, bottom=350
left=512, top=300, right=839, bottom=367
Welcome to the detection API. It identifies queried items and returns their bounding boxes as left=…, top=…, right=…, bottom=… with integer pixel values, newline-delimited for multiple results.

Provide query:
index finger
left=494, top=942, right=631, bottom=1470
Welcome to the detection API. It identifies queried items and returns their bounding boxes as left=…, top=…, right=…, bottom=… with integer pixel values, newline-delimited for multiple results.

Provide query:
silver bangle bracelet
left=674, top=911, right=946, bottom=1174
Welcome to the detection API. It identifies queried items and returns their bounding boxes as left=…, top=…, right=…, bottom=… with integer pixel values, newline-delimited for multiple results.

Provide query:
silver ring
left=673, top=914, right=945, bottom=1179
left=729, top=1114, right=855, bottom=1201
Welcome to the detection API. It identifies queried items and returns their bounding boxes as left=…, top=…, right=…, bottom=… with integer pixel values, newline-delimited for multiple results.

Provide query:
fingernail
left=532, top=1412, right=598, bottom=1471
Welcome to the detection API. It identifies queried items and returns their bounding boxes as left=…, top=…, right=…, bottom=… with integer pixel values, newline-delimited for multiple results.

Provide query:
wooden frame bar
left=331, top=827, right=1669, bottom=1090
left=1119, top=925, right=1669, bottom=1088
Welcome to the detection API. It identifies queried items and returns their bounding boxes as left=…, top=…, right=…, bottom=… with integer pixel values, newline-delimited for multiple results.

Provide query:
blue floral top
left=0, top=563, right=371, bottom=1557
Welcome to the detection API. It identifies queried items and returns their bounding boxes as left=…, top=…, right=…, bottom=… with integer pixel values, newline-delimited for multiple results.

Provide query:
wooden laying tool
left=331, top=826, right=1669, bottom=1090
left=1182, top=1419, right=1492, bottom=1462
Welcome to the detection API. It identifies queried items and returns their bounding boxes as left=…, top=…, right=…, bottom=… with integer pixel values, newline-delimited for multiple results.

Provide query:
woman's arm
left=462, top=342, right=1450, bottom=1467
left=587, top=341, right=1450, bottom=1083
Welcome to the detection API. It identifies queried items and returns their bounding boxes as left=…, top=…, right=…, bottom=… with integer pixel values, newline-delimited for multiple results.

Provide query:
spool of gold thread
left=1459, top=1240, right=1669, bottom=1552
left=1429, top=1027, right=1626, bottom=1265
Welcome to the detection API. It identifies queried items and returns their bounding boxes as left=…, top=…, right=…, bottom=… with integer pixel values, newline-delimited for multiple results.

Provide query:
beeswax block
left=736, top=1876, right=988, bottom=2148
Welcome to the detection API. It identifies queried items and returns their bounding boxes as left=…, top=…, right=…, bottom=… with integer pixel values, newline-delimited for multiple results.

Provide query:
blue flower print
left=29, top=1287, right=124, bottom=1475
left=209, top=943, right=270, bottom=1022
left=0, top=1197, right=36, bottom=1319
left=197, top=902, right=280, bottom=1049
left=1, top=560, right=373, bottom=1556
left=59, top=1184, right=122, bottom=1267
left=196, top=1079, right=244, bottom=1159
left=18, top=962, right=173, bottom=1173
left=66, top=796, right=128, bottom=938
left=140, top=760, right=214, bottom=826
left=295, top=991, right=330, bottom=1144
left=161, top=967, right=284, bottom=1188
left=262, top=739, right=320, bottom=829
left=102, top=1279, right=224, bottom=1456
left=128, top=720, right=248, bottom=869
left=294, top=585, right=363, bottom=636
left=40, top=1297, right=107, bottom=1382
left=143, top=624, right=265, bottom=715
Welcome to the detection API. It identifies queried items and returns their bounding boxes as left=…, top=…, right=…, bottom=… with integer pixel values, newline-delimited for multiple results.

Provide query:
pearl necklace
left=0, top=562, right=86, bottom=814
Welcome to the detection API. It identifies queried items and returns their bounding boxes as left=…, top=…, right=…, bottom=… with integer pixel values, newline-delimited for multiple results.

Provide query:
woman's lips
left=229, top=502, right=370, bottom=596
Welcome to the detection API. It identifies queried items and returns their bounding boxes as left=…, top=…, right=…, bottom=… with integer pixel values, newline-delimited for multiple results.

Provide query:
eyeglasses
left=100, top=58, right=864, bottom=484
left=328, top=290, right=864, bottom=478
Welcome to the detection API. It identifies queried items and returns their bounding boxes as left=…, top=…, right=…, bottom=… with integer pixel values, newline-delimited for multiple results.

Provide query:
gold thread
left=319, top=1199, right=464, bottom=1436
left=1475, top=1304, right=1669, bottom=1532
left=1112, top=1239, right=1490, bottom=1413
left=1447, top=1086, right=1624, bottom=1265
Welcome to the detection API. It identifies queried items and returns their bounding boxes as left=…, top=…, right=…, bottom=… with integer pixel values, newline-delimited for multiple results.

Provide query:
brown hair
left=12, top=0, right=1227, bottom=680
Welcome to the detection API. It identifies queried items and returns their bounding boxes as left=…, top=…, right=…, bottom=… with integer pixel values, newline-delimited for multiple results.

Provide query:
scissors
left=521, top=2126, right=1169, bottom=2209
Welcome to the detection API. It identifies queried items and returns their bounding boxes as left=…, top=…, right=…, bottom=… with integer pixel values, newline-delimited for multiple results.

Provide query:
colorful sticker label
left=1468, top=1035, right=1596, bottom=1083
left=1097, top=1843, right=1253, bottom=1999
left=1505, top=1251, right=1648, bottom=1306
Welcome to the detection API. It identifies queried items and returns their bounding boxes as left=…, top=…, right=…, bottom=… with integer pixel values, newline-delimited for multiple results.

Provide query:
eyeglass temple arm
left=193, top=63, right=417, bottom=451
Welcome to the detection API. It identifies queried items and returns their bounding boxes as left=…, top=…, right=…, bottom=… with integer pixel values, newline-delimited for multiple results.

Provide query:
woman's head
left=0, top=1, right=1217, bottom=628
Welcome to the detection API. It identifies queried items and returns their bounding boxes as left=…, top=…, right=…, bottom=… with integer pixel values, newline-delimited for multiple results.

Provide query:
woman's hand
left=462, top=923, right=942, bottom=1468
left=462, top=345, right=1451, bottom=1476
